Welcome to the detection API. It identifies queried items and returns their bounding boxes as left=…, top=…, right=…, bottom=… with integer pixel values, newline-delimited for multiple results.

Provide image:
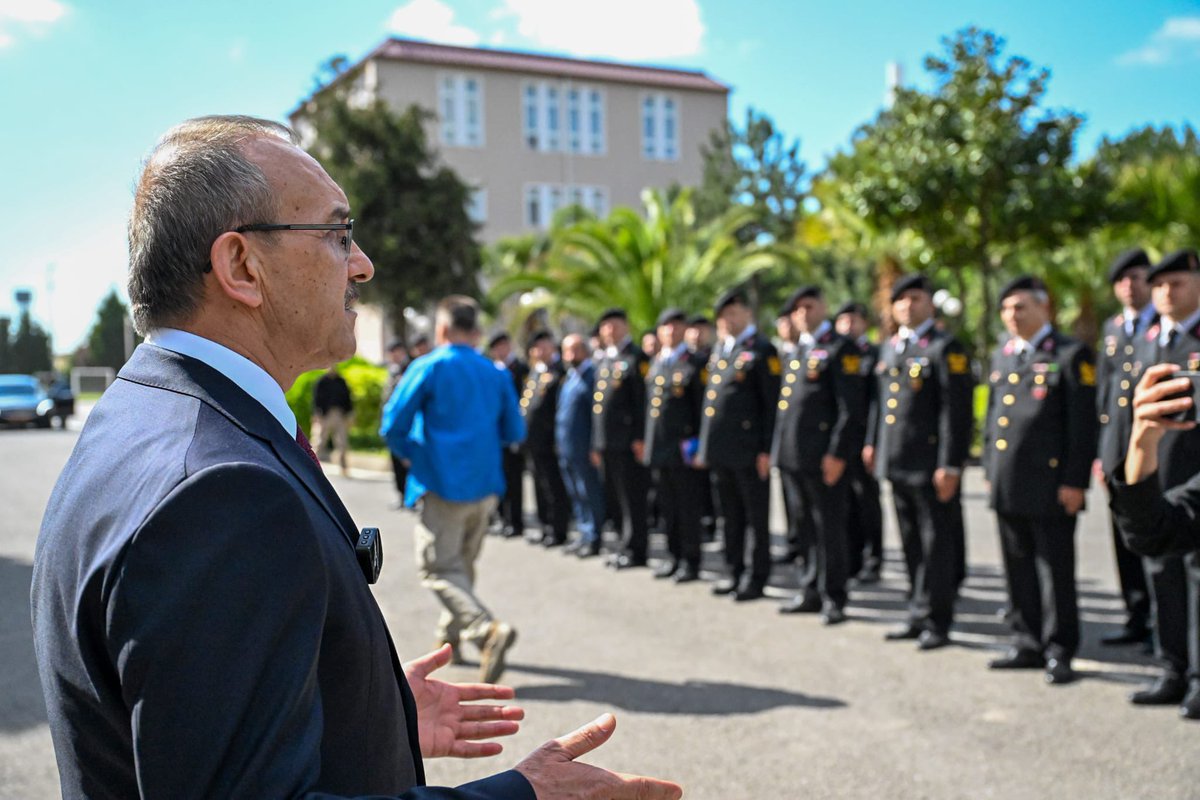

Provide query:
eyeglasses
left=234, top=219, right=354, bottom=254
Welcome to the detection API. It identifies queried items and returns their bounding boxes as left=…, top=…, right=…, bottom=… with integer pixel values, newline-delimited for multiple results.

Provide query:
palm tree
left=487, top=188, right=803, bottom=334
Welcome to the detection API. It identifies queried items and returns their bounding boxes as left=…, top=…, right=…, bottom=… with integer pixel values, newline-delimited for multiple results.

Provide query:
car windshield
left=0, top=384, right=36, bottom=397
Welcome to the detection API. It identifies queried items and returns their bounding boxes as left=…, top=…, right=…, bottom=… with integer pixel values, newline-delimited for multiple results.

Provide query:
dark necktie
left=295, top=428, right=322, bottom=467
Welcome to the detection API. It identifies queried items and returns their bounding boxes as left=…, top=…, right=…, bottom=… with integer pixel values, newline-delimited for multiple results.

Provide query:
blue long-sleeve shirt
left=381, top=343, right=525, bottom=506
left=555, top=359, right=595, bottom=461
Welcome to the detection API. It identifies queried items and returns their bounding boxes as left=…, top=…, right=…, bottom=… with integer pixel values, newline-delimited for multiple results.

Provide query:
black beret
left=1147, top=249, right=1200, bottom=282
left=834, top=301, right=869, bottom=319
left=688, top=314, right=712, bottom=326
left=656, top=307, right=687, bottom=326
left=525, top=329, right=554, bottom=348
left=890, top=274, right=934, bottom=303
left=1108, top=248, right=1151, bottom=284
left=597, top=307, right=627, bottom=324
left=998, top=274, right=1048, bottom=303
left=714, top=287, right=750, bottom=317
left=781, top=285, right=822, bottom=317
left=486, top=331, right=510, bottom=349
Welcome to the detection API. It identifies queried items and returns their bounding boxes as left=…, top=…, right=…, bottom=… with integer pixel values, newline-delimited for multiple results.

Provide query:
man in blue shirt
left=557, top=333, right=607, bottom=557
left=382, top=295, right=526, bottom=684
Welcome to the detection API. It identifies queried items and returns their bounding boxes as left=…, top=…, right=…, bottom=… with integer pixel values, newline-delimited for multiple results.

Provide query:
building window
left=523, top=82, right=604, bottom=155
left=641, top=92, right=679, bottom=161
left=525, top=183, right=610, bottom=229
left=525, top=185, right=542, bottom=228
left=438, top=72, right=484, bottom=148
left=467, top=188, right=488, bottom=224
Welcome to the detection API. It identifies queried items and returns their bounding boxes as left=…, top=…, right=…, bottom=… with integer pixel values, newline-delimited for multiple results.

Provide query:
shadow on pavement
left=508, top=664, right=847, bottom=715
left=0, top=555, right=48, bottom=733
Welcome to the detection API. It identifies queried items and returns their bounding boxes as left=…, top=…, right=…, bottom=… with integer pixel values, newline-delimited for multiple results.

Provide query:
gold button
left=998, top=416, right=1009, bottom=427
left=656, top=376, right=666, bottom=385
left=651, top=397, right=662, bottom=407
left=1008, top=373, right=1019, bottom=384
left=1123, top=363, right=1132, bottom=372
left=1034, top=375, right=1045, bottom=385
left=1003, top=394, right=1016, bottom=406
left=597, top=380, right=607, bottom=389
left=910, top=367, right=921, bottom=377
left=1100, top=413, right=1110, bottom=424
left=705, top=407, right=715, bottom=417
left=1120, top=380, right=1130, bottom=390
left=778, top=400, right=789, bottom=411
left=650, top=409, right=660, bottom=418
left=885, top=414, right=896, bottom=425
left=890, top=368, right=900, bottom=376
left=887, top=398, right=898, bottom=409
left=786, top=373, right=797, bottom=384
left=996, top=439, right=1008, bottom=451
left=1049, top=458, right=1059, bottom=468
left=593, top=391, right=603, bottom=401
left=593, top=404, right=603, bottom=414
left=889, top=382, right=900, bottom=392
left=718, top=360, right=728, bottom=369
left=520, top=398, right=529, bottom=408
left=1118, top=397, right=1128, bottom=407
left=1125, top=345, right=1134, bottom=355
left=707, top=389, right=717, bottom=400
left=781, top=386, right=792, bottom=398
left=711, top=374, right=722, bottom=384
left=790, top=359, right=801, bottom=370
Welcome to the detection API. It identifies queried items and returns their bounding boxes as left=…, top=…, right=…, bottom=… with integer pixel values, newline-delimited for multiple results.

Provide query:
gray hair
left=435, top=295, right=480, bottom=334
left=127, top=115, right=298, bottom=334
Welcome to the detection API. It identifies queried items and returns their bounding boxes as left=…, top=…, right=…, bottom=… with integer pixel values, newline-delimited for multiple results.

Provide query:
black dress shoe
left=1179, top=681, right=1200, bottom=720
left=771, top=550, right=801, bottom=565
left=1100, top=627, right=1150, bottom=646
left=734, top=582, right=766, bottom=602
left=779, top=595, right=822, bottom=614
left=988, top=648, right=1045, bottom=670
left=1044, top=657, right=1076, bottom=685
left=563, top=540, right=582, bottom=555
left=612, top=554, right=647, bottom=570
left=854, top=568, right=881, bottom=585
left=712, top=577, right=739, bottom=595
left=885, top=624, right=923, bottom=641
left=542, top=536, right=565, bottom=548
left=576, top=542, right=600, bottom=559
left=672, top=563, right=700, bottom=583
left=653, top=561, right=679, bottom=579
left=1130, top=673, right=1188, bottom=705
left=917, top=630, right=950, bottom=651
left=820, top=605, right=847, bottom=626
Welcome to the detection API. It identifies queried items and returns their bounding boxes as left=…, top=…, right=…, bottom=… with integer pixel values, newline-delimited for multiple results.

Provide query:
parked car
left=47, top=377, right=75, bottom=426
left=0, top=374, right=56, bottom=428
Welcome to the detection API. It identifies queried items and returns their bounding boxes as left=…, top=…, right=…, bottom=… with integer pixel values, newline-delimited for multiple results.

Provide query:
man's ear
left=208, top=231, right=264, bottom=310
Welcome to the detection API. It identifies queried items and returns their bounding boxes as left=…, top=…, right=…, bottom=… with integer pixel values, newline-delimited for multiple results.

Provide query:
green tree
left=693, top=108, right=807, bottom=243
left=487, top=188, right=803, bottom=334
left=0, top=317, right=11, bottom=372
left=10, top=309, right=52, bottom=374
left=823, top=27, right=1111, bottom=355
left=86, top=289, right=135, bottom=370
left=296, top=67, right=482, bottom=340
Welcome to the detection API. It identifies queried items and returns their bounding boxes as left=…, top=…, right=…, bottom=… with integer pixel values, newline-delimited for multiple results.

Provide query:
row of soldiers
left=487, top=246, right=1200, bottom=720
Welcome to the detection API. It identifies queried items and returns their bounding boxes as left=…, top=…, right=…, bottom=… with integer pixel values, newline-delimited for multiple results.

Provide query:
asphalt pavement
left=1, top=420, right=1197, bottom=799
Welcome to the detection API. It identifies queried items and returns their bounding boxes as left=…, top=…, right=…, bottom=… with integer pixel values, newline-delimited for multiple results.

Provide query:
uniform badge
left=673, top=386, right=685, bottom=397
left=639, top=361, right=650, bottom=378
left=767, top=355, right=782, bottom=376
left=1033, top=386, right=1048, bottom=400
left=1078, top=361, right=1096, bottom=387
left=842, top=354, right=861, bottom=374
left=947, top=352, right=969, bottom=375
left=989, top=370, right=1001, bottom=384
left=1189, top=354, right=1200, bottom=371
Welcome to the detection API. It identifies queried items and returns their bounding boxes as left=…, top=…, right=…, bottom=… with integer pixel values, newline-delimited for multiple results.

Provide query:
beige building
left=291, top=38, right=730, bottom=244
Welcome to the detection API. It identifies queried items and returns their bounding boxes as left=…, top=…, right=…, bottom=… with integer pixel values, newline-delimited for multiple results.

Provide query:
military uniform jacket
left=591, top=340, right=650, bottom=452
left=983, top=330, right=1098, bottom=516
left=1097, top=311, right=1157, bottom=473
left=697, top=331, right=781, bottom=470
left=520, top=361, right=565, bottom=454
left=772, top=328, right=868, bottom=472
left=1127, top=318, right=1200, bottom=490
left=867, top=327, right=974, bottom=484
left=643, top=348, right=705, bottom=467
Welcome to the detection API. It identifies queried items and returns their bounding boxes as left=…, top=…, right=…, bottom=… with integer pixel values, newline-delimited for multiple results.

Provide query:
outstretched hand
left=515, top=713, right=683, bottom=799
left=404, top=645, right=524, bottom=759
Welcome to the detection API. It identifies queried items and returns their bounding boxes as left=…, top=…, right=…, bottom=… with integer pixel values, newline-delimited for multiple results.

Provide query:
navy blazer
left=555, top=360, right=596, bottom=461
left=31, top=345, right=533, bottom=800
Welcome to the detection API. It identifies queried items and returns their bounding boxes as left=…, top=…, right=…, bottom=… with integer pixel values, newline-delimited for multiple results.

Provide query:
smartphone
left=1166, top=370, right=1200, bottom=422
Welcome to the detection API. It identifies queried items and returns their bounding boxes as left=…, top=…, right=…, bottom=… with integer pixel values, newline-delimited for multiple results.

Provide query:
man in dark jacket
left=312, top=366, right=353, bottom=473
left=488, top=331, right=529, bottom=538
left=520, top=330, right=571, bottom=547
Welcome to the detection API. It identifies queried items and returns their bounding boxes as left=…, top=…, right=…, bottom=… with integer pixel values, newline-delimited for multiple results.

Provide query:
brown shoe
left=478, top=622, right=517, bottom=684
left=433, top=639, right=464, bottom=665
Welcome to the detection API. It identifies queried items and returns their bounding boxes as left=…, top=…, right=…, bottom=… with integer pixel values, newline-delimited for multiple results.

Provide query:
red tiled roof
left=366, top=37, right=729, bottom=94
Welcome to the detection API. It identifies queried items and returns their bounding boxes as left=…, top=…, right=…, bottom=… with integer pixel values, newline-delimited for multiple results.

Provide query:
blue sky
left=1, top=0, right=1197, bottom=352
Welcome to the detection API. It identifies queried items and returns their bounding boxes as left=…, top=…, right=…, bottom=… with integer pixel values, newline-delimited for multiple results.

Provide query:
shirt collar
left=1015, top=322, right=1053, bottom=353
left=659, top=342, right=688, bottom=363
left=146, top=328, right=297, bottom=437
left=725, top=324, right=757, bottom=352
left=1161, top=307, right=1200, bottom=345
left=898, top=318, right=935, bottom=342
left=798, top=320, right=831, bottom=347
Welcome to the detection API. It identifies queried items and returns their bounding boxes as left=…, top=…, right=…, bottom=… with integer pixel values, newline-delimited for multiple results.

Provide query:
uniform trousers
left=1145, top=554, right=1193, bottom=677
left=893, top=482, right=961, bottom=635
left=1108, top=513, right=1151, bottom=632
left=414, top=493, right=499, bottom=645
left=779, top=475, right=814, bottom=562
left=601, top=449, right=649, bottom=561
left=711, top=466, right=771, bottom=586
left=781, top=468, right=850, bottom=608
left=845, top=458, right=883, bottom=576
left=499, top=447, right=525, bottom=534
left=528, top=448, right=570, bottom=543
left=558, top=454, right=605, bottom=547
left=996, top=512, right=1079, bottom=660
left=653, top=465, right=705, bottom=569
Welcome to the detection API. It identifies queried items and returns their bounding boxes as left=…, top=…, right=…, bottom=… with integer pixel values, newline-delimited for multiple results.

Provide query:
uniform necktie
left=296, top=428, right=322, bottom=467
left=1167, top=327, right=1179, bottom=352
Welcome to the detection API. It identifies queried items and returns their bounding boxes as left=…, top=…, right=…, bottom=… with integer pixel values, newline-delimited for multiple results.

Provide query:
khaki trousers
left=414, top=492, right=499, bottom=645
left=311, top=409, right=350, bottom=471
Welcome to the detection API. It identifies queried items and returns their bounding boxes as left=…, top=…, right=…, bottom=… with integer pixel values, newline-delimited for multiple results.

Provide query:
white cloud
left=0, top=0, right=66, bottom=49
left=1117, top=15, right=1200, bottom=66
left=386, top=0, right=482, bottom=46
left=497, top=0, right=705, bottom=61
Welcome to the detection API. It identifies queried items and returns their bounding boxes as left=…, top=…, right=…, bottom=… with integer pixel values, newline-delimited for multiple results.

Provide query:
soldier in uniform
left=983, top=275, right=1097, bottom=685
left=487, top=332, right=529, bottom=538
left=687, top=314, right=719, bottom=542
left=642, top=308, right=707, bottom=583
left=1095, top=248, right=1156, bottom=647
left=590, top=308, right=652, bottom=569
left=772, top=301, right=807, bottom=567
left=697, top=288, right=782, bottom=601
left=1121, top=249, right=1200, bottom=709
left=864, top=274, right=974, bottom=651
left=835, top=301, right=885, bottom=584
left=774, top=287, right=867, bottom=625
left=520, top=330, right=571, bottom=547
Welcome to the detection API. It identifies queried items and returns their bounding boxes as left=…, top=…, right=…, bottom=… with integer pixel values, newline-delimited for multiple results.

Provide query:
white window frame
left=437, top=72, right=485, bottom=149
left=525, top=183, right=610, bottom=229
left=640, top=92, right=680, bottom=162
left=523, top=81, right=605, bottom=155
left=467, top=188, right=488, bottom=224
